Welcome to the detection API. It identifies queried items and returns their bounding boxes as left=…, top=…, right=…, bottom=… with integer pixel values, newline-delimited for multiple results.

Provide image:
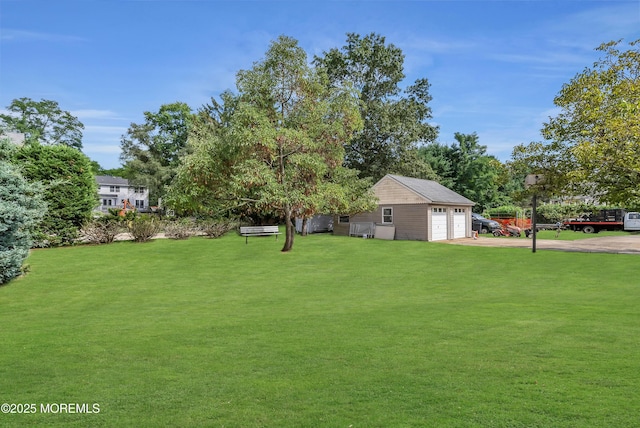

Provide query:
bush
left=127, top=216, right=160, bottom=243
left=535, top=204, right=572, bottom=223
left=30, top=230, right=63, bottom=248
left=198, top=218, right=236, bottom=238
left=81, top=217, right=123, bottom=244
left=163, top=219, right=195, bottom=240
left=485, top=205, right=525, bottom=218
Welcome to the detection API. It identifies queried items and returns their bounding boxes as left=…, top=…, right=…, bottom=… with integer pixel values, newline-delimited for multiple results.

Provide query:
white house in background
left=95, top=175, right=149, bottom=213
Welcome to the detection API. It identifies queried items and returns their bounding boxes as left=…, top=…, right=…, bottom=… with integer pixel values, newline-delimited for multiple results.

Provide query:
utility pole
left=525, top=174, right=544, bottom=254
left=532, top=194, right=537, bottom=253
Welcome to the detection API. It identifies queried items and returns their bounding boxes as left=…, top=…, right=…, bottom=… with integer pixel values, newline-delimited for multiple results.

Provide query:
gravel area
left=442, top=234, right=640, bottom=254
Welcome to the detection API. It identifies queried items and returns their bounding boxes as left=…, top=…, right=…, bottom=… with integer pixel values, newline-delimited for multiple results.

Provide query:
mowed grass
left=1, top=233, right=639, bottom=427
left=535, top=229, right=635, bottom=241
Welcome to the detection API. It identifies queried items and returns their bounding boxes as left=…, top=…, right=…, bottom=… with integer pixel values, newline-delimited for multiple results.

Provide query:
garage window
left=338, top=216, right=350, bottom=223
left=382, top=207, right=393, bottom=224
left=433, top=207, right=446, bottom=213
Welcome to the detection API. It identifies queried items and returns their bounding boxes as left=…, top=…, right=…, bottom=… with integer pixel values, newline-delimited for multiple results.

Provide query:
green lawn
left=536, top=229, right=634, bottom=240
left=1, top=233, right=639, bottom=427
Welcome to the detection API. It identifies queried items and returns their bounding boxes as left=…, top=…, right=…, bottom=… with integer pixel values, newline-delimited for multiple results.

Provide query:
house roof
left=95, top=175, right=130, bottom=186
left=380, top=174, right=475, bottom=206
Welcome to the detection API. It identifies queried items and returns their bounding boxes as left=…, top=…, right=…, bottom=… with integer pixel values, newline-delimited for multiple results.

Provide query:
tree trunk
left=301, top=217, right=308, bottom=236
left=282, top=206, right=295, bottom=252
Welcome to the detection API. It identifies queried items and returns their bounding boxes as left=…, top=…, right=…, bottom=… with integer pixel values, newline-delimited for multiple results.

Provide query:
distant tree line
left=120, top=33, right=520, bottom=220
left=1, top=35, right=637, bottom=260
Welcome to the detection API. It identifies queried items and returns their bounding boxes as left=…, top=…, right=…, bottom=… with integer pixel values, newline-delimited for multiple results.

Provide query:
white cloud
left=0, top=29, right=87, bottom=43
left=84, top=125, right=127, bottom=135
left=72, top=110, right=124, bottom=120
left=400, top=36, right=478, bottom=54
left=490, top=51, right=589, bottom=66
left=545, top=3, right=640, bottom=42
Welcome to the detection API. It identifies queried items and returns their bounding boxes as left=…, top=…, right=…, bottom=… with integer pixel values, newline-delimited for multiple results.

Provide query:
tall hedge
left=485, top=205, right=525, bottom=218
left=14, top=143, right=97, bottom=246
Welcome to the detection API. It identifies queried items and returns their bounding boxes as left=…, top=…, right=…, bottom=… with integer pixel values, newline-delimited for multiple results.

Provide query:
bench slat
left=240, top=226, right=279, bottom=233
left=240, top=226, right=281, bottom=243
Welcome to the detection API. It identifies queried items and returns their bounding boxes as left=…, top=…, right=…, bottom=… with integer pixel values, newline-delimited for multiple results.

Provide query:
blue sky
left=1, top=0, right=639, bottom=169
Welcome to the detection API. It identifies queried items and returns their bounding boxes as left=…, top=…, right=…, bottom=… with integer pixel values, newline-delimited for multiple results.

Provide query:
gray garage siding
left=334, top=204, right=430, bottom=241
left=387, top=204, right=428, bottom=241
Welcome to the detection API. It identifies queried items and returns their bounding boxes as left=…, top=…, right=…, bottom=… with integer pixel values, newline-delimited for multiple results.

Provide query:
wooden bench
left=240, top=226, right=281, bottom=244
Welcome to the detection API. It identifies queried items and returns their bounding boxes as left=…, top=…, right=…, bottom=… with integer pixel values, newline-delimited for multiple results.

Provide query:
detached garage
left=333, top=174, right=475, bottom=241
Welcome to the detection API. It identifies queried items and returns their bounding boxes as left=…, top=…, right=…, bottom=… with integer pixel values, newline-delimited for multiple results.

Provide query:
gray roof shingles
left=386, top=174, right=475, bottom=205
left=95, top=175, right=130, bottom=186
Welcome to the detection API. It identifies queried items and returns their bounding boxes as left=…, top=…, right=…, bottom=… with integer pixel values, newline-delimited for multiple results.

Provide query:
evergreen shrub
left=0, top=142, right=46, bottom=284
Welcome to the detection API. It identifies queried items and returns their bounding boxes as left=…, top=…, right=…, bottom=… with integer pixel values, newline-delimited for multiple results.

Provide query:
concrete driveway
left=443, top=234, right=640, bottom=254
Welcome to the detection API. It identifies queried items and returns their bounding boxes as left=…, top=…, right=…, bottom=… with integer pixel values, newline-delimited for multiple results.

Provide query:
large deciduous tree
left=120, top=102, right=194, bottom=205
left=168, top=36, right=375, bottom=252
left=164, top=102, right=239, bottom=217
left=511, top=39, right=640, bottom=205
left=0, top=98, right=84, bottom=149
left=314, top=33, right=439, bottom=181
left=0, top=139, right=46, bottom=284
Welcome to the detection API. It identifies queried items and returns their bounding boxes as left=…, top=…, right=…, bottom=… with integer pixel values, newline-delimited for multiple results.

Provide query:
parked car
left=472, top=213, right=502, bottom=234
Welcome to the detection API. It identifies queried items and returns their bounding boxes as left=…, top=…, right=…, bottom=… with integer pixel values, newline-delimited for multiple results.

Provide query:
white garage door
left=453, top=209, right=466, bottom=239
left=431, top=208, right=448, bottom=241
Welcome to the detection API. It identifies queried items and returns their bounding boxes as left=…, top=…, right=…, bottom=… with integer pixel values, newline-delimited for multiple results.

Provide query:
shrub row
left=80, top=216, right=237, bottom=245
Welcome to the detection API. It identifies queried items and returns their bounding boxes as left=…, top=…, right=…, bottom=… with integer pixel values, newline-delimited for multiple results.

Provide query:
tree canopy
left=120, top=102, right=195, bottom=205
left=314, top=33, right=438, bottom=182
left=419, top=133, right=511, bottom=211
left=0, top=98, right=84, bottom=149
left=168, top=35, right=375, bottom=251
left=511, top=39, right=640, bottom=205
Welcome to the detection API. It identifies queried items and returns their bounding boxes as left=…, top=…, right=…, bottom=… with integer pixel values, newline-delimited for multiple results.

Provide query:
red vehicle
left=563, top=209, right=640, bottom=234
left=492, top=224, right=521, bottom=237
